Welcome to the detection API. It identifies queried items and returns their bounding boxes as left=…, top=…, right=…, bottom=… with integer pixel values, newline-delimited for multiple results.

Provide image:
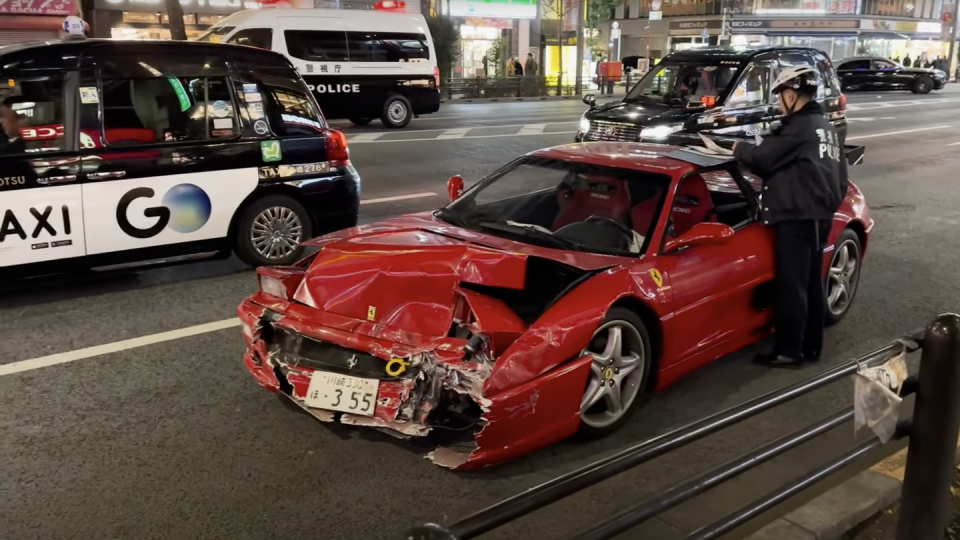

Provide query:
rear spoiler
left=845, top=145, right=864, bottom=166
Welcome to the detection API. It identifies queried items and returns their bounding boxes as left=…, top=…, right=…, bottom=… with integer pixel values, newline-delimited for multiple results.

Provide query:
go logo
left=116, top=183, right=212, bottom=239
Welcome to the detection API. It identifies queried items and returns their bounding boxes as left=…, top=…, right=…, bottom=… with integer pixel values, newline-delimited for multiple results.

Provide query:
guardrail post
left=895, top=313, right=960, bottom=540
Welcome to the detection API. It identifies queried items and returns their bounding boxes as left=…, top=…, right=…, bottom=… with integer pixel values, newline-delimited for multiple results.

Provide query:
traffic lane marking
left=0, top=318, right=242, bottom=377
left=360, top=192, right=437, bottom=204
left=346, top=120, right=578, bottom=139
left=846, top=125, right=952, bottom=141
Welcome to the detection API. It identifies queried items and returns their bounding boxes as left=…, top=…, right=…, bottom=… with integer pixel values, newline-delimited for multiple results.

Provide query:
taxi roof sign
left=62, top=16, right=87, bottom=38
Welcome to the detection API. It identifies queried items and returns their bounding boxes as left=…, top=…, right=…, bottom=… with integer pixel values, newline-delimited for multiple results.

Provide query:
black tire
left=234, top=194, right=313, bottom=268
left=911, top=76, right=933, bottom=94
left=825, top=229, right=862, bottom=327
left=380, top=94, right=412, bottom=129
left=578, top=307, right=653, bottom=438
left=349, top=117, right=372, bottom=126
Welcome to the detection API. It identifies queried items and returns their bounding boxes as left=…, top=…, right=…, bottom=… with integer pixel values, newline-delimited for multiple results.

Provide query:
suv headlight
left=579, top=117, right=590, bottom=133
left=640, top=124, right=683, bottom=140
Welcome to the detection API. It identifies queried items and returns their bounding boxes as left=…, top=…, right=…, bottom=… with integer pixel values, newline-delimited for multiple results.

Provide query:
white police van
left=198, top=9, right=441, bottom=129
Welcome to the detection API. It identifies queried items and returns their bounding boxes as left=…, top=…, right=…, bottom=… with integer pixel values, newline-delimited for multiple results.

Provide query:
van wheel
left=349, top=117, right=372, bottom=126
left=235, top=194, right=313, bottom=267
left=911, top=76, right=933, bottom=94
left=381, top=94, right=412, bottom=129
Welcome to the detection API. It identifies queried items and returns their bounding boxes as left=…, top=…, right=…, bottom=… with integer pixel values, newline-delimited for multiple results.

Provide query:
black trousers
left=773, top=219, right=832, bottom=360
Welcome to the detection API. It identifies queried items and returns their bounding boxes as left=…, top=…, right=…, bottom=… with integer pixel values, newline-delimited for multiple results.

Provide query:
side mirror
left=582, top=94, right=597, bottom=107
left=665, top=222, right=734, bottom=252
left=447, top=175, right=464, bottom=201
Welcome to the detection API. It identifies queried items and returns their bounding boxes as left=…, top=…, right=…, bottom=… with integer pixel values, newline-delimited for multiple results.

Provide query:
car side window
left=0, top=74, right=66, bottom=156
left=874, top=59, right=897, bottom=71
left=726, top=64, right=768, bottom=109
left=252, top=72, right=325, bottom=137
left=285, top=30, right=349, bottom=62
left=100, top=76, right=240, bottom=145
left=840, top=60, right=871, bottom=70
left=813, top=53, right=840, bottom=99
left=228, top=28, right=273, bottom=50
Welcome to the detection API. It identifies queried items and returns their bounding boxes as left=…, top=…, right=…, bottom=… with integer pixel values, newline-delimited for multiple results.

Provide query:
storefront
left=857, top=20, right=947, bottom=64
left=446, top=0, right=537, bottom=78
left=89, top=0, right=261, bottom=40
left=458, top=17, right=513, bottom=77
left=0, top=0, right=78, bottom=44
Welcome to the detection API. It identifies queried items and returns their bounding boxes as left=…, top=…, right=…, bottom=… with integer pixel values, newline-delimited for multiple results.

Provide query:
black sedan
left=836, top=57, right=946, bottom=94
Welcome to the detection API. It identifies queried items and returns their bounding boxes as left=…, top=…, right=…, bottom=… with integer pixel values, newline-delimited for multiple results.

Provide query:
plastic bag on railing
left=853, top=343, right=909, bottom=443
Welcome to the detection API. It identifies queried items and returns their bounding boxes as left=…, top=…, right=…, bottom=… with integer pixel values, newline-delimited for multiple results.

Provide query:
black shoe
left=753, top=352, right=804, bottom=369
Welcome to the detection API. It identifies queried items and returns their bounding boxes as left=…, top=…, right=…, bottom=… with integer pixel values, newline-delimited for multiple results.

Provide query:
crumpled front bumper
left=237, top=293, right=592, bottom=469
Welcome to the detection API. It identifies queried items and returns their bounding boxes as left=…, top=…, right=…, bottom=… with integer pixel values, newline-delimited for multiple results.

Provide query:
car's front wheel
left=911, top=76, right=933, bottom=94
left=381, top=94, right=412, bottom=129
left=578, top=307, right=651, bottom=437
left=825, top=229, right=862, bottom=326
left=234, top=194, right=313, bottom=267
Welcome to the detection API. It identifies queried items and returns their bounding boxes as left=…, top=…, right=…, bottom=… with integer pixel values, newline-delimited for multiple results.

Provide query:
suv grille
left=585, top=120, right=640, bottom=142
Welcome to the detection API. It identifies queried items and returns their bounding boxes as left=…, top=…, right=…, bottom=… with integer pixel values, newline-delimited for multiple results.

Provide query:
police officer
left=732, top=65, right=849, bottom=369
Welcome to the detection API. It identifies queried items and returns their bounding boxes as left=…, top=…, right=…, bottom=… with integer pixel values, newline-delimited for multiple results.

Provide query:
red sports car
left=237, top=142, right=871, bottom=469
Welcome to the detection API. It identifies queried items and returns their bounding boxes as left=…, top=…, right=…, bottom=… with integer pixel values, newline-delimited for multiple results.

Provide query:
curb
left=439, top=94, right=620, bottom=104
left=746, top=436, right=960, bottom=540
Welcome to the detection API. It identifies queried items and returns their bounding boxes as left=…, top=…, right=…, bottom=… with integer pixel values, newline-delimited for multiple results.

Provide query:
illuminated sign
left=94, top=0, right=260, bottom=13
left=448, top=0, right=536, bottom=19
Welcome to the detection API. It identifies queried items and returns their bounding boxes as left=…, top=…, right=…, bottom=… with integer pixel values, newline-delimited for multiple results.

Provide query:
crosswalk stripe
left=437, top=128, right=471, bottom=139
left=517, top=124, right=547, bottom=135
left=349, top=132, right=385, bottom=142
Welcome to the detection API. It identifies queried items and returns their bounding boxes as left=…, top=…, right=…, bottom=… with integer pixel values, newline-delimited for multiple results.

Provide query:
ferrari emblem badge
left=649, top=269, right=663, bottom=288
left=367, top=306, right=376, bottom=321
left=385, top=358, right=409, bottom=377
left=603, top=367, right=614, bottom=380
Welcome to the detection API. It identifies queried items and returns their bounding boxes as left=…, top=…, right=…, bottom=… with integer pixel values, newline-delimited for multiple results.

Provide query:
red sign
left=373, top=0, right=406, bottom=12
left=943, top=11, right=953, bottom=24
left=0, top=0, right=74, bottom=16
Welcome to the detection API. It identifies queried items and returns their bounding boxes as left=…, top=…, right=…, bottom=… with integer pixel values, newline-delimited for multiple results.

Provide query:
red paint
left=239, top=142, right=872, bottom=468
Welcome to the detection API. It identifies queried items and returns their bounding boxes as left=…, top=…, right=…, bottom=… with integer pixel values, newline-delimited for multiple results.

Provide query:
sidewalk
left=843, top=466, right=960, bottom=539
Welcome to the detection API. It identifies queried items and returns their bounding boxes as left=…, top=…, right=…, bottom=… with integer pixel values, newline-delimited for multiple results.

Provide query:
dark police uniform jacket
left=732, top=101, right=849, bottom=225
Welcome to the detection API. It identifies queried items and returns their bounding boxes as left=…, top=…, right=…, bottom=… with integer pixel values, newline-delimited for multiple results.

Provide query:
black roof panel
left=666, top=45, right=822, bottom=63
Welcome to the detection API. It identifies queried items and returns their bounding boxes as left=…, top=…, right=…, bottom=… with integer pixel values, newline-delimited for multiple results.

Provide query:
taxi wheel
left=235, top=195, right=313, bottom=268
left=349, top=117, right=372, bottom=126
left=578, top=307, right=652, bottom=439
left=381, top=94, right=412, bottom=129
left=912, top=76, right=933, bottom=94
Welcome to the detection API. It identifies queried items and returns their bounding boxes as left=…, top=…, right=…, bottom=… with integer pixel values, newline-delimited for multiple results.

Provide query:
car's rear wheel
left=381, top=94, right=412, bottom=129
left=578, top=307, right=651, bottom=437
left=825, top=229, right=862, bottom=326
left=235, top=194, right=312, bottom=267
left=349, top=117, right=372, bottom=126
left=911, top=76, right=933, bottom=94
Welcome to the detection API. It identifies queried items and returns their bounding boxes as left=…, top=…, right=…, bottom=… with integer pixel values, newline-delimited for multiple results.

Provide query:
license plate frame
left=304, top=371, right=379, bottom=417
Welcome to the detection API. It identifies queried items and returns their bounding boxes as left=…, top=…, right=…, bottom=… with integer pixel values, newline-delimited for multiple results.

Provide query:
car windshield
left=625, top=61, right=740, bottom=108
left=436, top=157, right=669, bottom=256
left=195, top=26, right=234, bottom=43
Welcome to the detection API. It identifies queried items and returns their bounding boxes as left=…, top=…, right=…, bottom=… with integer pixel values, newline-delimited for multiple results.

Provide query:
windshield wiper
left=477, top=221, right=584, bottom=250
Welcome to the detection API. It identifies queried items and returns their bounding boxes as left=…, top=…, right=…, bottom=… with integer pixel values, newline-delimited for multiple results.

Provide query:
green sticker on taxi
left=260, top=140, right=281, bottom=162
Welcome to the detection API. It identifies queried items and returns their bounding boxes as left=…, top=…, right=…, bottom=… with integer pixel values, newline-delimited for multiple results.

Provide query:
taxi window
left=725, top=64, right=768, bottom=109
left=100, top=76, right=239, bottom=145
left=251, top=72, right=325, bottom=137
left=0, top=74, right=66, bottom=156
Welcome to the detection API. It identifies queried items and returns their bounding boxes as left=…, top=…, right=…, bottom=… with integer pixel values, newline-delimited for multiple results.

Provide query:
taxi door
left=0, top=70, right=84, bottom=273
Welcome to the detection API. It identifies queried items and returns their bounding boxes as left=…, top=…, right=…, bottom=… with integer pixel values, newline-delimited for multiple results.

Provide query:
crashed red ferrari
left=238, top=141, right=871, bottom=469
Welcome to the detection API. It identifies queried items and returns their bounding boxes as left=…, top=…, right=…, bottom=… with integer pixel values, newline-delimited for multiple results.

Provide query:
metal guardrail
left=407, top=313, right=960, bottom=540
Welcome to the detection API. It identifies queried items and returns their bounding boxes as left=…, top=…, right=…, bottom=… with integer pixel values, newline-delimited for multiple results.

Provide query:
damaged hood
left=293, top=213, right=629, bottom=336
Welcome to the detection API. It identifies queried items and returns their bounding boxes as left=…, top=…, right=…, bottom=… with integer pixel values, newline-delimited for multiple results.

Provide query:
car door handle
left=86, top=171, right=126, bottom=180
left=37, top=175, right=77, bottom=185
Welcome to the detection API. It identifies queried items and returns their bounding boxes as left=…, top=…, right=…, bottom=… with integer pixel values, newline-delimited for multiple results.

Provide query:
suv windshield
left=195, top=26, right=235, bottom=43
left=625, top=61, right=741, bottom=107
left=436, top=157, right=669, bottom=256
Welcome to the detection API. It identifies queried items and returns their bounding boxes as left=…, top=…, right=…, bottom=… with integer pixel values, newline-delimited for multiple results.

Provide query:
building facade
left=0, top=0, right=80, bottom=44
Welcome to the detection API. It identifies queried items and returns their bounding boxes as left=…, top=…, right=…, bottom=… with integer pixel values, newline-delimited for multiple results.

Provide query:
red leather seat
left=629, top=196, right=661, bottom=237
left=553, top=176, right=631, bottom=230
left=671, top=176, right=716, bottom=237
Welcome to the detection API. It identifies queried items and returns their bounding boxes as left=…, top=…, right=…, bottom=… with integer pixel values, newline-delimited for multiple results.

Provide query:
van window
left=101, top=76, right=239, bottom=145
left=256, top=73, right=325, bottom=136
left=196, top=26, right=235, bottom=43
left=285, top=30, right=349, bottom=62
left=228, top=28, right=272, bottom=50
left=0, top=74, right=65, bottom=155
left=726, top=64, right=768, bottom=108
left=346, top=32, right=430, bottom=62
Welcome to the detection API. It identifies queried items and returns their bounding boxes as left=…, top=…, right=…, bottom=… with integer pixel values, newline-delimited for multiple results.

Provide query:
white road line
left=348, top=132, right=386, bottom=142
left=437, top=128, right=471, bottom=139
left=342, top=120, right=578, bottom=138
left=351, top=131, right=573, bottom=144
left=945, top=141, right=960, bottom=147
left=0, top=318, right=241, bottom=377
left=846, top=125, right=952, bottom=141
left=360, top=192, right=438, bottom=204
left=517, top=124, right=547, bottom=135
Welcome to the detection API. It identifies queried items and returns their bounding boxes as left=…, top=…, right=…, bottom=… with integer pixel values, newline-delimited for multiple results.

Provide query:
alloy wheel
left=250, top=206, right=304, bottom=261
left=827, top=239, right=860, bottom=317
left=580, top=320, right=647, bottom=429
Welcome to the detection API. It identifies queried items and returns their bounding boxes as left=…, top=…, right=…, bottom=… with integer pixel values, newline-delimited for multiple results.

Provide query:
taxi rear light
left=257, top=266, right=305, bottom=300
left=839, top=93, right=847, bottom=111
left=700, top=95, right=717, bottom=107
left=323, top=128, right=350, bottom=168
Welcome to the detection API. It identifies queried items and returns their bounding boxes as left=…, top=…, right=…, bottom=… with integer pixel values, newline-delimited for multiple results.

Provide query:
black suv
left=0, top=38, right=360, bottom=279
left=836, top=56, right=946, bottom=94
left=576, top=46, right=848, bottom=146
